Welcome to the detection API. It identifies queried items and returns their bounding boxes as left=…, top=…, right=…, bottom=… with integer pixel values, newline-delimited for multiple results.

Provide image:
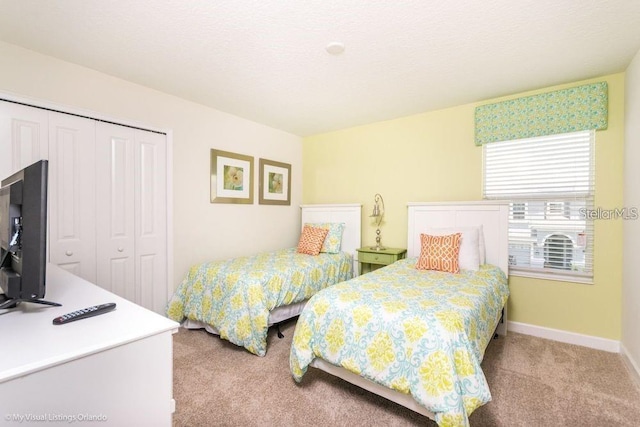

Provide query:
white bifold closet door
left=48, top=112, right=97, bottom=282
left=1, top=99, right=169, bottom=314
left=134, top=130, right=168, bottom=313
left=95, top=122, right=167, bottom=313
left=0, top=102, right=49, bottom=181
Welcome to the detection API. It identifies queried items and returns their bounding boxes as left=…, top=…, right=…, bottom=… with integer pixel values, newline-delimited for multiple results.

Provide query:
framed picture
left=210, top=149, right=254, bottom=204
left=258, top=158, right=291, bottom=205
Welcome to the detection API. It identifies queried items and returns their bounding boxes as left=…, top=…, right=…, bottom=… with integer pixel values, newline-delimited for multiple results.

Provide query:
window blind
left=483, top=130, right=595, bottom=283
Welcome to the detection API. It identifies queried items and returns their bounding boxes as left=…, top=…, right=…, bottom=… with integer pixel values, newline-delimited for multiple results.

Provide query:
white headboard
left=407, top=202, right=509, bottom=275
left=300, top=204, right=362, bottom=259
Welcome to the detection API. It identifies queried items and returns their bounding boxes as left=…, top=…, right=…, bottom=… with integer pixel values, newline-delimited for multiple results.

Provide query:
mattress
left=167, top=248, right=353, bottom=356
left=290, top=259, right=509, bottom=425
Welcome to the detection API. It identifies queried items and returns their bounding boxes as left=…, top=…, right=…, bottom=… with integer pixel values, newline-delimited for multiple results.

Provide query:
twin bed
left=290, top=202, right=509, bottom=426
left=167, top=201, right=509, bottom=426
left=166, top=204, right=362, bottom=356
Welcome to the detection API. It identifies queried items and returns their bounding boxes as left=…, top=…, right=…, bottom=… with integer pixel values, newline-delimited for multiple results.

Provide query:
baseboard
left=620, top=343, right=640, bottom=390
left=507, top=321, right=620, bottom=353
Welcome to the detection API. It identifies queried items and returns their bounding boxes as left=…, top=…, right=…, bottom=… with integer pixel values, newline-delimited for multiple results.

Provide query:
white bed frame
left=185, top=203, right=362, bottom=330
left=406, top=202, right=509, bottom=276
left=310, top=201, right=509, bottom=420
left=300, top=203, right=362, bottom=273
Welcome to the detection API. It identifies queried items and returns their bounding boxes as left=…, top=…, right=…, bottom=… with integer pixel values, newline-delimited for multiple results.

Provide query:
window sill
left=508, top=268, right=593, bottom=285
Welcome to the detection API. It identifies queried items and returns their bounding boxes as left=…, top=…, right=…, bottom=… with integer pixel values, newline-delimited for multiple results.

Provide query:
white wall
left=0, top=41, right=303, bottom=288
left=623, top=48, right=640, bottom=381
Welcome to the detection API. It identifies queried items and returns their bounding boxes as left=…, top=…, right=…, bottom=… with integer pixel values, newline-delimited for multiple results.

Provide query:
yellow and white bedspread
left=166, top=248, right=352, bottom=356
left=290, top=259, right=508, bottom=427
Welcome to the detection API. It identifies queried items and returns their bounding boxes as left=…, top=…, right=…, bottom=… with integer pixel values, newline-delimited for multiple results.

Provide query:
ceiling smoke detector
left=325, top=42, right=345, bottom=55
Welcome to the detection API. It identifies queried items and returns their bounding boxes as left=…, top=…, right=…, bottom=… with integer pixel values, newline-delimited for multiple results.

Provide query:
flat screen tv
left=0, top=159, right=59, bottom=310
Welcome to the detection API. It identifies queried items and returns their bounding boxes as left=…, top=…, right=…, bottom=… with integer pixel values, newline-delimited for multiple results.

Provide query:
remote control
left=52, top=303, right=116, bottom=325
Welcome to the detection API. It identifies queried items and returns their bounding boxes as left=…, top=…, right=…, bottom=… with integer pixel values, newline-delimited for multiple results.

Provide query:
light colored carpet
left=172, top=319, right=640, bottom=426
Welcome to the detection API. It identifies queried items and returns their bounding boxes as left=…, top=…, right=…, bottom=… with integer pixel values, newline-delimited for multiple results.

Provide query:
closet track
left=0, top=97, right=166, bottom=135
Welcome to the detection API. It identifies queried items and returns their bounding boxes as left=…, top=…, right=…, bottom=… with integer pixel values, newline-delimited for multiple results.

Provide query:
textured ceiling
left=1, top=1, right=640, bottom=136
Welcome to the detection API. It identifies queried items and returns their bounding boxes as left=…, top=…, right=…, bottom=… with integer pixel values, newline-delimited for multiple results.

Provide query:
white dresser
left=0, top=264, right=179, bottom=427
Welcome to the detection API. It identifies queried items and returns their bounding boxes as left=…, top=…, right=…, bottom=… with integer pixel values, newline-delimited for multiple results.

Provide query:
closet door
left=2, top=97, right=169, bottom=313
left=95, top=122, right=136, bottom=301
left=0, top=101, right=49, bottom=180
left=48, top=112, right=97, bottom=281
left=135, top=130, right=167, bottom=313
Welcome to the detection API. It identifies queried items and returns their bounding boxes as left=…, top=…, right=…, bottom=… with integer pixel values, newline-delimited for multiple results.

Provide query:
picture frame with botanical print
left=258, top=158, right=291, bottom=205
left=210, top=149, right=254, bottom=204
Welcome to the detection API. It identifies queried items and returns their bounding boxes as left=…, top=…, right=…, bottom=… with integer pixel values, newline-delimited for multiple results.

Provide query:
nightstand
left=356, top=247, right=407, bottom=275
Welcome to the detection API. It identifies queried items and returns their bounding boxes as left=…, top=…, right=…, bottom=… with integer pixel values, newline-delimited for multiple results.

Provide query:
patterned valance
left=474, top=82, right=608, bottom=145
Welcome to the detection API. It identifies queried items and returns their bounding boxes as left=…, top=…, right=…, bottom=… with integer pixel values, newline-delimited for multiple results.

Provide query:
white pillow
left=477, top=225, right=486, bottom=264
left=424, top=226, right=483, bottom=271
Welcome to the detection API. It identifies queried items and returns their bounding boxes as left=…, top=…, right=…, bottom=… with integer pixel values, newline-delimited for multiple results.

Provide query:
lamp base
left=369, top=245, right=387, bottom=251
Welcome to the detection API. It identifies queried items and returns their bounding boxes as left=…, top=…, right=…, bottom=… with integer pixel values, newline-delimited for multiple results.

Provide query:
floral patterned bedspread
left=166, top=248, right=352, bottom=356
left=290, top=259, right=508, bottom=427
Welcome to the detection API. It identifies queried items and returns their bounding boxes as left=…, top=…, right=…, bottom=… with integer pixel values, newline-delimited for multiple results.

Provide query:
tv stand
left=0, top=264, right=179, bottom=426
left=0, top=295, right=61, bottom=310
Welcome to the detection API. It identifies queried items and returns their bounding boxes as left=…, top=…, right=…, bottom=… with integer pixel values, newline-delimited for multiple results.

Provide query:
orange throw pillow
left=297, top=225, right=329, bottom=255
left=416, top=233, right=462, bottom=273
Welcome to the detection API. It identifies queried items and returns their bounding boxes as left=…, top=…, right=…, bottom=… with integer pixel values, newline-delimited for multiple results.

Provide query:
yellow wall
left=303, top=73, right=625, bottom=340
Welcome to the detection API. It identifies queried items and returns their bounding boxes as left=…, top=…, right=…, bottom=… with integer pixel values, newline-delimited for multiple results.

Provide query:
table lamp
left=369, top=193, right=386, bottom=251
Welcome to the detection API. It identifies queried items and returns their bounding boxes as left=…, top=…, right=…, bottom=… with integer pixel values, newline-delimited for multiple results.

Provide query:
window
left=483, top=130, right=594, bottom=283
left=512, top=202, right=526, bottom=219
left=545, top=201, right=571, bottom=219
